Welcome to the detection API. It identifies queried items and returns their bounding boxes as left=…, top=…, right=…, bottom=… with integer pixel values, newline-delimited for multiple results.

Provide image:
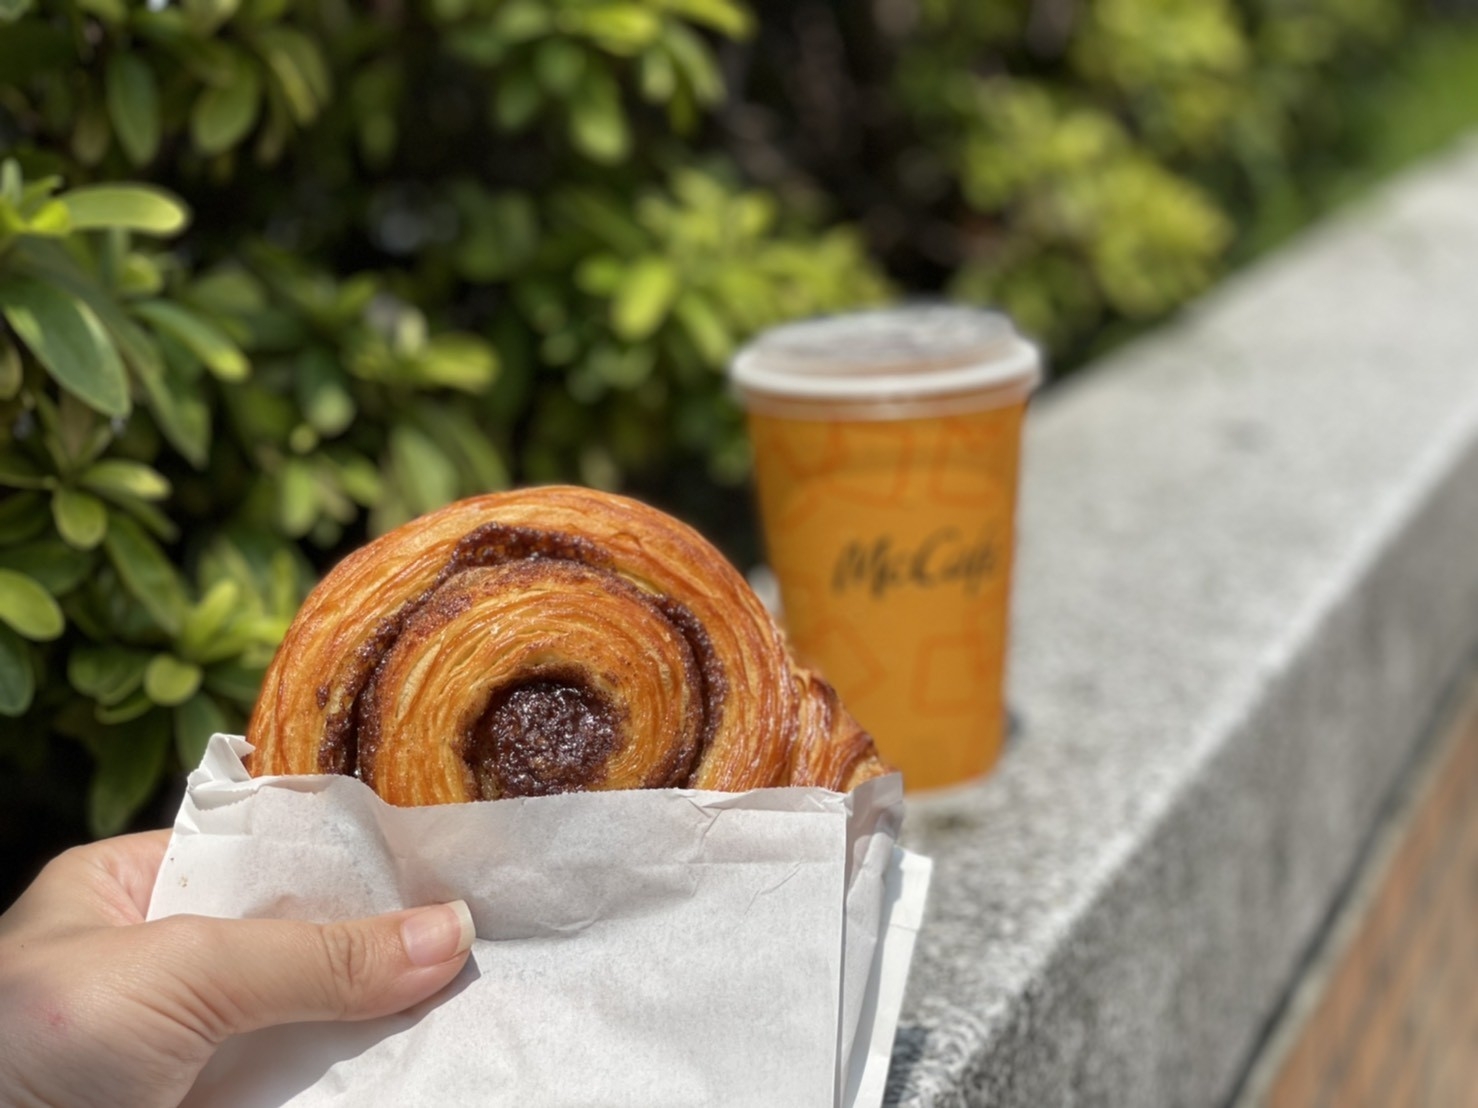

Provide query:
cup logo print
left=830, top=528, right=998, bottom=599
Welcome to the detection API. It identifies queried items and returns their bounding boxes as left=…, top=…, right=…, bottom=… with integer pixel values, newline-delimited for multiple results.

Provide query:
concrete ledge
left=885, top=136, right=1478, bottom=1105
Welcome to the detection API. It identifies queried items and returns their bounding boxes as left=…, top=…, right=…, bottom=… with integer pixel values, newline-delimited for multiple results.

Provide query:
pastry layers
left=247, top=486, right=889, bottom=803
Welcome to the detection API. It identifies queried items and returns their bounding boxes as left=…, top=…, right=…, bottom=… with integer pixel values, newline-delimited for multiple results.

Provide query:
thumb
left=147, top=900, right=475, bottom=1042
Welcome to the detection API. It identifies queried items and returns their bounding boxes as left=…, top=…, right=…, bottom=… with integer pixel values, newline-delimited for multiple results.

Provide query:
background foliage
left=0, top=0, right=1472, bottom=882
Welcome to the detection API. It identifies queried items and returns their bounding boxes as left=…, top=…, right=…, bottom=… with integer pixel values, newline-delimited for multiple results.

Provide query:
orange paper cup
left=732, top=306, right=1041, bottom=791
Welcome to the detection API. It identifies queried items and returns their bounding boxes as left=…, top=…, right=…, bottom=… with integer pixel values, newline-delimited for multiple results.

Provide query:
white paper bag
left=148, top=736, right=931, bottom=1108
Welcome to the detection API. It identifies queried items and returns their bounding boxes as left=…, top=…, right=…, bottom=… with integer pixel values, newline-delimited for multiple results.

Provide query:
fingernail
left=400, top=900, right=475, bottom=967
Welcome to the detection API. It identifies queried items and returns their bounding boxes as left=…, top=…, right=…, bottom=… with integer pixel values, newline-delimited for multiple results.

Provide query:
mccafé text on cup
left=731, top=306, right=1041, bottom=791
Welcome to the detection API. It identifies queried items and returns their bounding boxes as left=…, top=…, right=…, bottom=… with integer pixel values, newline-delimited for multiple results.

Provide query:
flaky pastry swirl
left=247, top=487, right=888, bottom=803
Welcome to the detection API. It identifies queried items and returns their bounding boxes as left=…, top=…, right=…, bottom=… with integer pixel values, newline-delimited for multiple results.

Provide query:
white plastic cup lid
left=729, top=304, right=1041, bottom=403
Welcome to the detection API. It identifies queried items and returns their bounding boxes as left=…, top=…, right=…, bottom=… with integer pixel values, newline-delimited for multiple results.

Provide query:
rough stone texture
left=884, top=137, right=1478, bottom=1106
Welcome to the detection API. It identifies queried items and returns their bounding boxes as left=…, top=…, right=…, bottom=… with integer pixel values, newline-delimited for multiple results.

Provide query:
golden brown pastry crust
left=247, top=486, right=888, bottom=802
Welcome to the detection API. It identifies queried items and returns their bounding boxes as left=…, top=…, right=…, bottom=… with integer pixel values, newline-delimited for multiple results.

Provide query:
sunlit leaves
left=191, top=63, right=263, bottom=155
left=102, top=512, right=188, bottom=636
left=132, top=300, right=249, bottom=380
left=0, top=569, right=64, bottom=641
left=611, top=256, right=678, bottom=339
left=255, top=27, right=331, bottom=126
left=80, top=459, right=172, bottom=502
left=69, top=645, right=151, bottom=707
left=0, top=277, right=131, bottom=418
left=52, top=488, right=108, bottom=549
left=0, top=0, right=894, bottom=843
left=62, top=185, right=189, bottom=235
left=143, top=653, right=203, bottom=706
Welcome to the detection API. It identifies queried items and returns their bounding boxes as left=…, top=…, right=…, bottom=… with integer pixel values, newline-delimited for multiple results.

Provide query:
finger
left=96, top=830, right=174, bottom=919
left=146, top=901, right=475, bottom=1041
left=3, top=831, right=174, bottom=934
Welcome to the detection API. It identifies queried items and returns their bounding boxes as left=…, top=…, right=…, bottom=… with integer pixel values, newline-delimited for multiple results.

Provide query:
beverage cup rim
left=732, top=337, right=1041, bottom=404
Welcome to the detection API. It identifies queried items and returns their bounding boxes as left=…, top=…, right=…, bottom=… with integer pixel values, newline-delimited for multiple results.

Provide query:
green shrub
left=0, top=0, right=888, bottom=836
left=0, top=0, right=1437, bottom=841
left=736, top=0, right=1407, bottom=356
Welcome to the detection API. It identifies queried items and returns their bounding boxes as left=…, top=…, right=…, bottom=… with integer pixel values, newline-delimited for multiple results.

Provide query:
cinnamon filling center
left=466, top=675, right=622, bottom=799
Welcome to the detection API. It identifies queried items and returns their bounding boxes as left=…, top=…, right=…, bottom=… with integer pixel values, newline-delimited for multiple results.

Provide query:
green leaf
left=664, top=23, right=723, bottom=103
left=535, top=38, right=586, bottom=94
left=295, top=349, right=356, bottom=436
left=663, top=0, right=752, bottom=38
left=0, top=624, right=32, bottom=716
left=418, top=404, right=509, bottom=492
left=549, top=182, right=653, bottom=251
left=567, top=4, right=661, bottom=53
left=11, top=243, right=201, bottom=455
left=69, top=645, right=151, bottom=706
left=454, top=188, right=539, bottom=281
left=191, top=62, right=262, bottom=155
left=184, top=0, right=239, bottom=34
left=105, top=494, right=179, bottom=543
left=493, top=69, right=543, bottom=131
left=568, top=65, right=630, bottom=163
left=256, top=27, right=331, bottom=125
left=389, top=424, right=458, bottom=515
left=87, top=711, right=169, bottom=836
left=0, top=277, right=131, bottom=418
left=105, top=56, right=161, bottom=167
left=612, top=256, right=678, bottom=340
left=639, top=48, right=676, bottom=102
left=52, top=487, right=108, bottom=549
left=95, top=689, right=154, bottom=725
left=102, top=511, right=187, bottom=635
left=136, top=352, right=210, bottom=467
left=133, top=300, right=248, bottom=380
left=493, top=0, right=550, bottom=40
left=174, top=37, right=239, bottom=86
left=75, top=0, right=125, bottom=21
left=188, top=266, right=267, bottom=317
left=674, top=291, right=732, bottom=363
left=175, top=691, right=229, bottom=768
left=575, top=253, right=626, bottom=296
left=113, top=252, right=163, bottom=298
left=203, top=660, right=265, bottom=704
left=0, top=539, right=93, bottom=595
left=0, top=0, right=36, bottom=23
left=0, top=334, right=22, bottom=399
left=23, top=200, right=71, bottom=236
left=80, top=459, right=172, bottom=502
left=191, top=614, right=277, bottom=665
left=0, top=568, right=64, bottom=640
left=0, top=452, right=51, bottom=490
left=326, top=451, right=381, bottom=507
left=275, top=458, right=318, bottom=537
left=144, top=653, right=202, bottom=706
left=62, top=185, right=189, bottom=236
left=417, top=334, right=499, bottom=392
left=0, top=492, right=48, bottom=543
left=178, top=578, right=240, bottom=660
left=72, top=99, right=111, bottom=166
left=48, top=390, right=108, bottom=470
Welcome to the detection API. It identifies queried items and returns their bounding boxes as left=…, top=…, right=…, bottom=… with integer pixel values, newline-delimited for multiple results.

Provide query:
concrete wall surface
left=884, top=136, right=1478, bottom=1106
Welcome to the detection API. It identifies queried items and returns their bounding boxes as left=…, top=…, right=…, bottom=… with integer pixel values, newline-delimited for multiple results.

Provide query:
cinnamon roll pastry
left=247, top=486, right=889, bottom=803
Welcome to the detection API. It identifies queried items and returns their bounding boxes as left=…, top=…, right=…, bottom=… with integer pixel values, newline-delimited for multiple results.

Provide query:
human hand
left=0, top=830, right=474, bottom=1108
